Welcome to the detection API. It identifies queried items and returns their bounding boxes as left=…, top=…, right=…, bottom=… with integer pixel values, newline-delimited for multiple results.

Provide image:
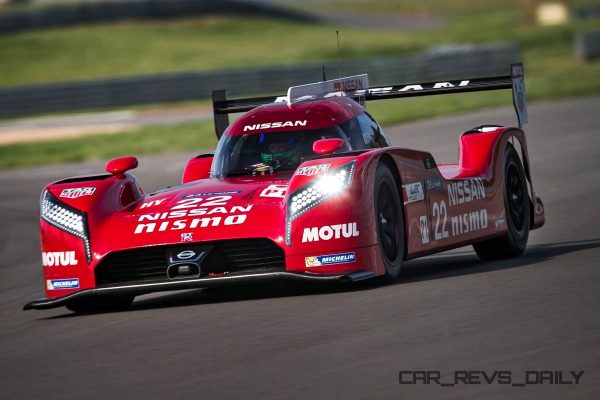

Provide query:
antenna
left=322, top=65, right=327, bottom=81
left=336, top=29, right=342, bottom=80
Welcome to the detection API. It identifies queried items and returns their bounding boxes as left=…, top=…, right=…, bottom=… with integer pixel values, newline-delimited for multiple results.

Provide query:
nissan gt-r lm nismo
left=25, top=64, right=545, bottom=312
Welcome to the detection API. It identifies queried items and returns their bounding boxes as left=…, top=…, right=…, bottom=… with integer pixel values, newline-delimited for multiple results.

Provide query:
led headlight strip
left=285, top=160, right=356, bottom=245
left=40, top=190, right=92, bottom=263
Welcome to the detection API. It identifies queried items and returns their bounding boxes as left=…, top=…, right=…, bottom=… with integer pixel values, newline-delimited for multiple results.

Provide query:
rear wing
left=212, top=63, right=527, bottom=138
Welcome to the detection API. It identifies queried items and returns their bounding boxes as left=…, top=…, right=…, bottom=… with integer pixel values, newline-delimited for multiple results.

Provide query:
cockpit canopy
left=211, top=102, right=390, bottom=178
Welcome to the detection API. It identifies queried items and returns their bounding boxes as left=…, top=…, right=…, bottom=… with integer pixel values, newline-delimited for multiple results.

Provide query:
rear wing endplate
left=212, top=63, right=527, bottom=138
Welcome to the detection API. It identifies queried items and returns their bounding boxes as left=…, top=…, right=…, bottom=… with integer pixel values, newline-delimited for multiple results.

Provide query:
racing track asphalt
left=0, top=97, right=599, bottom=399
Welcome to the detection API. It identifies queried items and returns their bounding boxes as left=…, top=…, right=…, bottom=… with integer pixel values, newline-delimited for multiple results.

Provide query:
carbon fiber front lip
left=23, top=270, right=376, bottom=310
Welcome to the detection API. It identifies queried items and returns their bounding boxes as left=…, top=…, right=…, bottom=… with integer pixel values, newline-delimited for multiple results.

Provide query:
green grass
left=1, top=9, right=596, bottom=87
left=0, top=17, right=428, bottom=87
left=0, top=121, right=216, bottom=169
left=0, top=1, right=599, bottom=169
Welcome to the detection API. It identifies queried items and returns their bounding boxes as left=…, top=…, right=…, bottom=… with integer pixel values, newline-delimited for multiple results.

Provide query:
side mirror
left=106, top=156, right=138, bottom=176
left=313, top=138, right=346, bottom=156
left=182, top=155, right=213, bottom=184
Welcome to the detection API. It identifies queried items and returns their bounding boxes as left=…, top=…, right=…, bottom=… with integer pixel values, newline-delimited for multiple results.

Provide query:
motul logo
left=42, top=251, right=78, bottom=267
left=243, top=120, right=307, bottom=131
left=301, top=222, right=359, bottom=243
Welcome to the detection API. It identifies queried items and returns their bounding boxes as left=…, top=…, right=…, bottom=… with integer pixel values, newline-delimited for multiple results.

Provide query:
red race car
left=25, top=64, right=544, bottom=312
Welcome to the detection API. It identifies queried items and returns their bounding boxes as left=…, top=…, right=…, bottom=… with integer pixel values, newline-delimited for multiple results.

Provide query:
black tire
left=473, top=145, right=530, bottom=260
left=374, top=162, right=404, bottom=281
left=66, top=294, right=134, bottom=314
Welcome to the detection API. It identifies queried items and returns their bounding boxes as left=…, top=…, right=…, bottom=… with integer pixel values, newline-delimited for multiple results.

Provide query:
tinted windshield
left=211, top=121, right=364, bottom=178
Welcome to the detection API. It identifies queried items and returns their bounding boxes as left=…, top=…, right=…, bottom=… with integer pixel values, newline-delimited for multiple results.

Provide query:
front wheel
left=374, top=162, right=404, bottom=281
left=473, top=145, right=530, bottom=260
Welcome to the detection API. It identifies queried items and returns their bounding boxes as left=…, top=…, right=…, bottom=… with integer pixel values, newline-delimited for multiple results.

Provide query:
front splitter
left=24, top=270, right=375, bottom=310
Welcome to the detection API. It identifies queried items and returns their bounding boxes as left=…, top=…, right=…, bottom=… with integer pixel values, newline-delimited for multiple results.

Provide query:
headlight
left=286, top=160, right=356, bottom=244
left=40, top=190, right=91, bottom=263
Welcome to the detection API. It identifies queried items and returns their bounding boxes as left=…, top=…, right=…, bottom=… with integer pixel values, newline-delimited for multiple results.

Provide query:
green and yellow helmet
left=259, top=133, right=301, bottom=165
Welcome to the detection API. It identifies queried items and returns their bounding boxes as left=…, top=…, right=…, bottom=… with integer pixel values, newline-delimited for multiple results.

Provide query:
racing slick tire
left=66, top=294, right=135, bottom=314
left=374, top=161, right=404, bottom=281
left=473, top=144, right=530, bottom=260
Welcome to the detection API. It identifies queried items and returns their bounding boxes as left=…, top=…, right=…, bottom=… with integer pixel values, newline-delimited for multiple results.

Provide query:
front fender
left=40, top=173, right=144, bottom=298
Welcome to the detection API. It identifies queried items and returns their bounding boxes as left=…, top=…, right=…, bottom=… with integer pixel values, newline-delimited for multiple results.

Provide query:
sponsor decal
left=511, top=63, right=528, bottom=128
left=425, top=175, right=443, bottom=193
left=184, top=191, right=241, bottom=198
left=495, top=218, right=506, bottom=228
left=134, top=197, right=252, bottom=234
left=176, top=250, right=196, bottom=260
left=42, top=251, right=78, bottom=267
left=181, top=232, right=193, bottom=242
left=60, top=187, right=95, bottom=199
left=138, top=205, right=252, bottom=221
left=260, top=184, right=287, bottom=198
left=333, top=78, right=365, bottom=92
left=139, top=198, right=166, bottom=209
left=243, top=120, right=307, bottom=132
left=431, top=198, right=489, bottom=240
left=418, top=216, right=430, bottom=245
left=295, top=164, right=330, bottom=176
left=367, top=80, right=469, bottom=96
left=432, top=201, right=450, bottom=240
left=305, top=252, right=356, bottom=267
left=403, top=182, right=425, bottom=204
left=46, top=278, right=79, bottom=290
left=430, top=178, right=488, bottom=240
left=451, top=209, right=488, bottom=236
left=169, top=247, right=208, bottom=264
left=302, top=222, right=359, bottom=243
left=136, top=214, right=249, bottom=234
left=447, top=178, right=485, bottom=207
left=169, top=196, right=232, bottom=210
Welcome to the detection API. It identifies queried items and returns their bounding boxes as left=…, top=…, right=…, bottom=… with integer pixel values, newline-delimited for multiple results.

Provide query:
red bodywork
left=35, top=96, right=545, bottom=303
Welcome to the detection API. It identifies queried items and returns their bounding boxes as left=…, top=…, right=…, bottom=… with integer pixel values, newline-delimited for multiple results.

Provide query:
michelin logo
left=46, top=278, right=80, bottom=290
left=305, top=252, right=356, bottom=267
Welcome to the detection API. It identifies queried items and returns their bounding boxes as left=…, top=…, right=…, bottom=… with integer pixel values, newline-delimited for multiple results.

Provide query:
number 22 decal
left=171, top=196, right=232, bottom=210
left=432, top=201, right=449, bottom=240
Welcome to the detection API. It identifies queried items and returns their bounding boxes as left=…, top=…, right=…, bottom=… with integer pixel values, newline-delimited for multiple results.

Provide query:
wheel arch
left=377, top=153, right=409, bottom=261
left=501, top=131, right=537, bottom=230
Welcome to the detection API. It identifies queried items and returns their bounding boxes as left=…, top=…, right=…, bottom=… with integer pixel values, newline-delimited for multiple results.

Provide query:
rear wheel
left=473, top=145, right=530, bottom=260
left=374, top=162, right=404, bottom=281
left=66, top=294, right=134, bottom=314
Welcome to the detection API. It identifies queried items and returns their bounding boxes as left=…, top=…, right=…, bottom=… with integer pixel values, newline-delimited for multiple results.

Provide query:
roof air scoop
left=286, top=74, right=369, bottom=107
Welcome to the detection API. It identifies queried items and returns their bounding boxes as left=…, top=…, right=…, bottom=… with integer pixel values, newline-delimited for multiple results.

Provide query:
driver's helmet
left=259, top=133, right=300, bottom=165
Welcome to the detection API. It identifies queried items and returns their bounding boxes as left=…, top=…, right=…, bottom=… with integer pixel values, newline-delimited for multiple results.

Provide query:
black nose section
left=167, top=263, right=201, bottom=279
left=166, top=245, right=212, bottom=280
